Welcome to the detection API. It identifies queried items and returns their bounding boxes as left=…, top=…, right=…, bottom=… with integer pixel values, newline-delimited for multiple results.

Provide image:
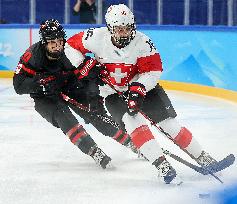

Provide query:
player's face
left=46, top=38, right=64, bottom=53
left=113, top=25, right=132, bottom=39
left=45, top=38, right=64, bottom=59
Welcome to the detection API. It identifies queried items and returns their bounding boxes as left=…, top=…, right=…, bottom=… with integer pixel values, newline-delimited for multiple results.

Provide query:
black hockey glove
left=127, top=82, right=146, bottom=116
left=33, top=73, right=61, bottom=98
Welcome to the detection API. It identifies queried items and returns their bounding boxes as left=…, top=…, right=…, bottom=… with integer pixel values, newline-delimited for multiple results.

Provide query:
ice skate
left=125, top=140, right=146, bottom=159
left=153, top=156, right=182, bottom=185
left=89, top=145, right=112, bottom=169
left=126, top=140, right=139, bottom=154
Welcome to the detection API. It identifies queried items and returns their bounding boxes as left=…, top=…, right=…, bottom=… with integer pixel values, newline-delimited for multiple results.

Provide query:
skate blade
left=104, top=161, right=116, bottom=170
left=172, top=176, right=183, bottom=186
left=158, top=175, right=183, bottom=185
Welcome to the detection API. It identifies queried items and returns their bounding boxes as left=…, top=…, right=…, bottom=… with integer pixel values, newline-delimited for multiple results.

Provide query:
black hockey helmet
left=39, top=19, right=66, bottom=44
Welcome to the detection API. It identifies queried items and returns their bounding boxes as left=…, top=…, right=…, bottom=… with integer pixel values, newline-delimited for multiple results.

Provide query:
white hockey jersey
left=65, top=27, right=163, bottom=97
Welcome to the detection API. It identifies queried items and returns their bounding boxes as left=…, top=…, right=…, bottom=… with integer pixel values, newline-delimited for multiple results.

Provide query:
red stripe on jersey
left=67, top=124, right=82, bottom=138
left=136, top=53, right=163, bottom=74
left=67, top=32, right=90, bottom=55
left=71, top=131, right=87, bottom=144
left=131, top=125, right=155, bottom=148
left=174, top=127, right=192, bottom=149
left=21, top=64, right=36, bottom=76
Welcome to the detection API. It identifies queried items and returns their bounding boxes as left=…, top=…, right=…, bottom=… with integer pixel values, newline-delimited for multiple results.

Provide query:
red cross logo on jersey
left=110, top=68, right=127, bottom=83
left=105, top=63, right=136, bottom=86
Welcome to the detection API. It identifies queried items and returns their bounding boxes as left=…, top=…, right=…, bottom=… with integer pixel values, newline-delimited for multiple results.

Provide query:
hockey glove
left=73, top=56, right=108, bottom=85
left=33, top=74, right=61, bottom=98
left=127, top=82, right=146, bottom=116
left=74, top=56, right=99, bottom=80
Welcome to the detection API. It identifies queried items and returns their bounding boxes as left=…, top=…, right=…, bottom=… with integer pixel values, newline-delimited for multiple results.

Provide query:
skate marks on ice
left=0, top=81, right=237, bottom=204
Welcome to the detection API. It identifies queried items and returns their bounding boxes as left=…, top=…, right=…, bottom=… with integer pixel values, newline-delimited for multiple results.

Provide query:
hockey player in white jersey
left=64, top=4, right=217, bottom=184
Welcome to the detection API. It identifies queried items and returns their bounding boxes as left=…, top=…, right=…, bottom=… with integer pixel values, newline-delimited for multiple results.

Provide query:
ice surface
left=0, top=79, right=237, bottom=204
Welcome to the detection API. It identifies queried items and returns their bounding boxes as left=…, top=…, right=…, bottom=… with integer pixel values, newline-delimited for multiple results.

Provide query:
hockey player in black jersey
left=13, top=19, right=134, bottom=169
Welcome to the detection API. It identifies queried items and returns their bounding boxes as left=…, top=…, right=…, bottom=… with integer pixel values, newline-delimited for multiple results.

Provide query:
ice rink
left=0, top=78, right=237, bottom=204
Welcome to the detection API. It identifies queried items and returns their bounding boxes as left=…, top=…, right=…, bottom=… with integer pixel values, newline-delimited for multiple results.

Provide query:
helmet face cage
left=105, top=4, right=136, bottom=47
left=39, top=19, right=66, bottom=44
left=108, top=24, right=136, bottom=47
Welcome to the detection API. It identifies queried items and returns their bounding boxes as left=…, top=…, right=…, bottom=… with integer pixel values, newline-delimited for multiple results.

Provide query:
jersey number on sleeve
left=145, top=39, right=156, bottom=52
left=22, top=51, right=32, bottom=63
left=85, top=28, right=95, bottom=40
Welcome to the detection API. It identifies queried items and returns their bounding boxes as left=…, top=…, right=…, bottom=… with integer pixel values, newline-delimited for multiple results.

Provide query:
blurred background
left=0, top=0, right=236, bottom=26
left=1, top=0, right=237, bottom=93
left=1, top=0, right=237, bottom=95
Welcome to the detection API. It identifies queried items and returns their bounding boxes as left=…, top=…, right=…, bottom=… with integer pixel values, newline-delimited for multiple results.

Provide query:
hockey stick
left=101, top=77, right=225, bottom=183
left=162, top=148, right=225, bottom=183
left=61, top=93, right=120, bottom=129
left=162, top=148, right=208, bottom=174
left=61, top=89, right=228, bottom=183
left=61, top=93, right=216, bottom=176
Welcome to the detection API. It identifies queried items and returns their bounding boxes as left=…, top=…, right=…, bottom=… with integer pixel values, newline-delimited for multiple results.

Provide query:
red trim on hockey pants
left=66, top=124, right=82, bottom=138
left=130, top=125, right=155, bottom=148
left=173, top=127, right=192, bottom=149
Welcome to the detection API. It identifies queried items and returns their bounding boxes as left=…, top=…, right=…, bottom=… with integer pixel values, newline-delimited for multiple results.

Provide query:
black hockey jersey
left=13, top=42, right=76, bottom=98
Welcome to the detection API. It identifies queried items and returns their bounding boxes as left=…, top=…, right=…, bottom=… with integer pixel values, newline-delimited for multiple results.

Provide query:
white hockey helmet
left=105, top=4, right=136, bottom=47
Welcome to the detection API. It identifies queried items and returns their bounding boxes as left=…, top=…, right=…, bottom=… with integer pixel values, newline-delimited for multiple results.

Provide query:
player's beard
left=46, top=49, right=63, bottom=59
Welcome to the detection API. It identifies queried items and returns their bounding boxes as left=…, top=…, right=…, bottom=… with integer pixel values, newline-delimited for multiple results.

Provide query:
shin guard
left=131, top=125, right=163, bottom=162
left=174, top=127, right=202, bottom=158
left=112, top=130, right=130, bottom=145
left=66, top=123, right=95, bottom=154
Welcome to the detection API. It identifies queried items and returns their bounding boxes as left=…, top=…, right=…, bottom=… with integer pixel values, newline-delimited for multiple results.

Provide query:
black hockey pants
left=33, top=97, right=96, bottom=154
left=105, top=84, right=177, bottom=126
